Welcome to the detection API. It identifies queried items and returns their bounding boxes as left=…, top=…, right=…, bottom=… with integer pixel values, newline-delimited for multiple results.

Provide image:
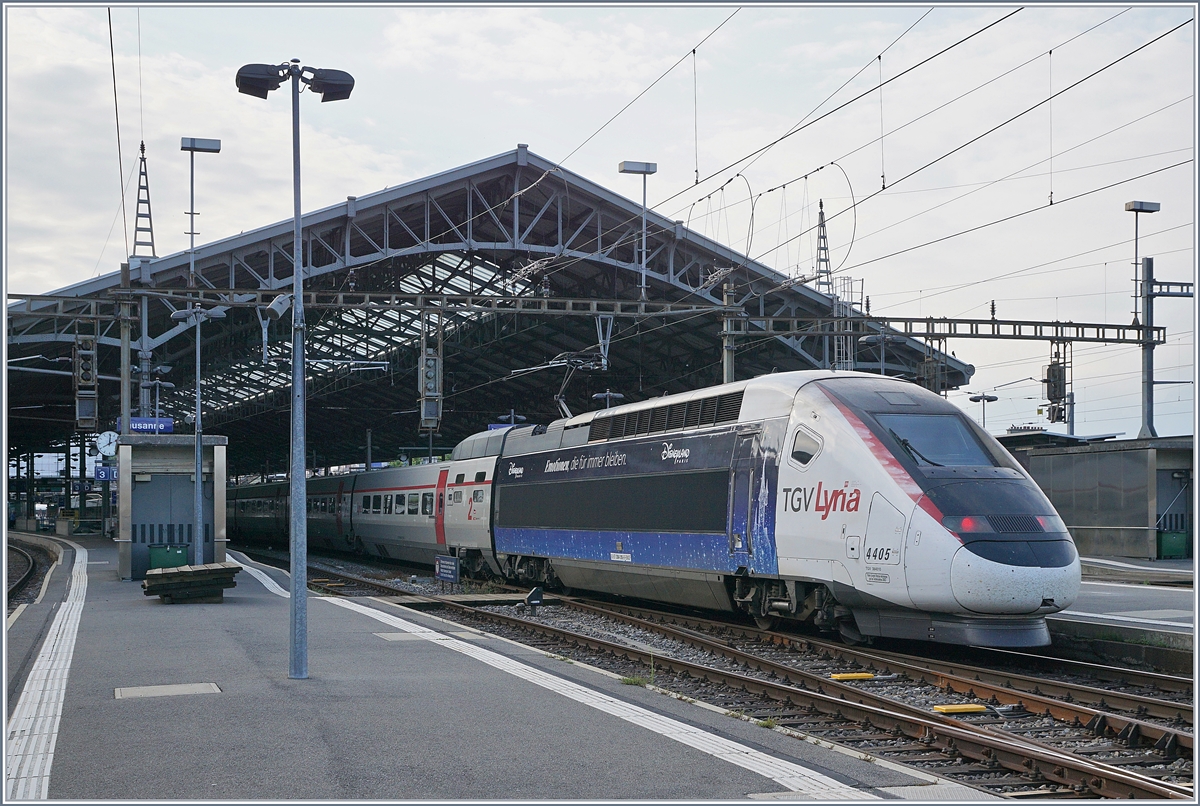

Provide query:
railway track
left=7, top=544, right=35, bottom=601
left=285, top=560, right=1190, bottom=798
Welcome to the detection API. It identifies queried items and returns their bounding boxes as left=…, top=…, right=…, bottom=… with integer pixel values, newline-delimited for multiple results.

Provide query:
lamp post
left=968, top=393, right=999, bottom=429
left=618, top=161, right=657, bottom=299
left=171, top=306, right=225, bottom=564
left=179, top=136, right=221, bottom=565
left=237, top=59, right=354, bottom=680
left=139, top=379, right=174, bottom=418
left=858, top=334, right=901, bottom=377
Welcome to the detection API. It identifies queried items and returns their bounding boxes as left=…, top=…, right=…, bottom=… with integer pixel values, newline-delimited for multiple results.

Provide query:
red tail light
left=942, top=515, right=994, bottom=534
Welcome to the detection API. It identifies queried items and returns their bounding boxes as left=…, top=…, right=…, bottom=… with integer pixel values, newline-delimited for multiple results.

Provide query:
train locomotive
left=228, top=370, right=1081, bottom=647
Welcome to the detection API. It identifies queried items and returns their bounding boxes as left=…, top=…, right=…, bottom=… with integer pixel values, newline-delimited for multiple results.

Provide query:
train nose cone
left=950, top=546, right=1080, bottom=615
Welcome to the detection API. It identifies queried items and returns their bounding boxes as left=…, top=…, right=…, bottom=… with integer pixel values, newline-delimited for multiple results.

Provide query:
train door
left=434, top=469, right=448, bottom=545
left=728, top=434, right=756, bottom=563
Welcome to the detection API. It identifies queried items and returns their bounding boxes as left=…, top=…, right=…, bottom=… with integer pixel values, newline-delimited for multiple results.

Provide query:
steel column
left=288, top=62, right=309, bottom=680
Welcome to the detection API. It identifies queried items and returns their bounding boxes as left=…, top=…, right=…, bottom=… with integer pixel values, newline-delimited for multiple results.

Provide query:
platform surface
left=6, top=534, right=986, bottom=801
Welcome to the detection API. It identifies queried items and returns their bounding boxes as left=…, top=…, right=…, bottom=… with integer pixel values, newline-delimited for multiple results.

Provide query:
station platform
left=6, top=533, right=984, bottom=801
left=1042, top=554, right=1194, bottom=672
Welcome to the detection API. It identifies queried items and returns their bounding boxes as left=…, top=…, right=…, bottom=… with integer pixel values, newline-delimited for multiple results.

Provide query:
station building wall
left=1009, top=437, right=1192, bottom=560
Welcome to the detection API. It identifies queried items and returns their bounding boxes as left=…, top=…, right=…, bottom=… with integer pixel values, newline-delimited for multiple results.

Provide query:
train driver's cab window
left=475, top=471, right=487, bottom=483
left=790, top=426, right=822, bottom=466
left=421, top=492, right=434, bottom=516
left=372, top=494, right=382, bottom=513
left=875, top=413, right=996, bottom=467
left=383, top=495, right=392, bottom=515
left=407, top=493, right=419, bottom=515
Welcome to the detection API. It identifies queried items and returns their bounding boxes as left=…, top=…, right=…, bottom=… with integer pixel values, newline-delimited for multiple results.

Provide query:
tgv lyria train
left=228, top=370, right=1081, bottom=647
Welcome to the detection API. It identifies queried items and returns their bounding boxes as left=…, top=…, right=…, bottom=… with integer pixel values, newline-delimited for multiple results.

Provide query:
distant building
left=999, top=429, right=1193, bottom=560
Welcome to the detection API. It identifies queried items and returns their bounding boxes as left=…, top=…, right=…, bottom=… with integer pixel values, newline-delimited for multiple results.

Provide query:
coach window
left=383, top=495, right=393, bottom=515
left=371, top=494, right=382, bottom=513
left=475, top=471, right=486, bottom=483
left=790, top=426, right=822, bottom=467
left=422, top=492, right=434, bottom=516
left=394, top=494, right=404, bottom=513
left=361, top=495, right=369, bottom=513
left=408, top=493, right=419, bottom=515
left=455, top=473, right=465, bottom=484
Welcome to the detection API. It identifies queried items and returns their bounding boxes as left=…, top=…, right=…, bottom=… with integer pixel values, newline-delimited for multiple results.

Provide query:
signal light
left=75, top=341, right=97, bottom=388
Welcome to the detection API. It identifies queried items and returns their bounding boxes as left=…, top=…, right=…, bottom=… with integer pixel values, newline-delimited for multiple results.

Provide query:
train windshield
left=876, top=413, right=996, bottom=467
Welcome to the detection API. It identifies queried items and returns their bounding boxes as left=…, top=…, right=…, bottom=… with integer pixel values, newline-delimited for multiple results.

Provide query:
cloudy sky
left=5, top=4, right=1195, bottom=439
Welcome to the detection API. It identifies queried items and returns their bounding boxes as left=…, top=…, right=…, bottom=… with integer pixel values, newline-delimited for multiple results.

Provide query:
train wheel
left=837, top=619, right=868, bottom=646
left=753, top=615, right=777, bottom=631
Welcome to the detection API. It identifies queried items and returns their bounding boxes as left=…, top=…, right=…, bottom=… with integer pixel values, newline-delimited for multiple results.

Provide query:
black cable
left=558, top=8, right=740, bottom=165
left=835, top=159, right=1190, bottom=276
left=657, top=8, right=1022, bottom=210
left=750, top=17, right=1194, bottom=266
left=107, top=8, right=129, bottom=258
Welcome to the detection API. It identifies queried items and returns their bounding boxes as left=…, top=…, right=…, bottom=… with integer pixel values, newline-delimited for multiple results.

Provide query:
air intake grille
left=988, top=514, right=1042, bottom=533
left=587, top=389, right=745, bottom=442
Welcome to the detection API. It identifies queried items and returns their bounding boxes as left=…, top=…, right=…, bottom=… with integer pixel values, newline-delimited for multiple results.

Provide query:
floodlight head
left=236, top=63, right=286, bottom=98
left=205, top=308, right=227, bottom=320
left=181, top=137, right=222, bottom=153
left=307, top=68, right=354, bottom=102
left=1125, top=201, right=1161, bottom=214
left=619, top=160, right=657, bottom=175
left=170, top=310, right=192, bottom=321
left=969, top=394, right=998, bottom=403
left=264, top=293, right=293, bottom=321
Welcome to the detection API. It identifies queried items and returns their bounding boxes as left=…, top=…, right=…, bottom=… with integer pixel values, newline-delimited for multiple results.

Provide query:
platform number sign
left=434, top=555, right=459, bottom=584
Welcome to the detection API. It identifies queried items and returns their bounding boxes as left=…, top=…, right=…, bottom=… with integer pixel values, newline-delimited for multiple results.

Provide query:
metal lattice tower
left=133, top=141, right=157, bottom=257
left=813, top=200, right=832, bottom=298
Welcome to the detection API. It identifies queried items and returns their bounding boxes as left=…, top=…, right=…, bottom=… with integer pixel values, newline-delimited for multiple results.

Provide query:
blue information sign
left=94, top=466, right=118, bottom=482
left=434, top=555, right=460, bottom=584
left=118, top=417, right=174, bottom=433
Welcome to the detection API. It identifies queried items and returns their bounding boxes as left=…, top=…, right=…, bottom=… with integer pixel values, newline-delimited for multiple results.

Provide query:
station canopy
left=7, top=145, right=972, bottom=475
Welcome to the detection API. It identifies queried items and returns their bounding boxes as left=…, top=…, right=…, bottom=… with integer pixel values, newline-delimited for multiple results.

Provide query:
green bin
left=148, top=544, right=190, bottom=569
left=1156, top=531, right=1190, bottom=560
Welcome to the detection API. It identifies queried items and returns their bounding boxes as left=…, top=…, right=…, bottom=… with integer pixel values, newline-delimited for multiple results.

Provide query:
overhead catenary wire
left=657, top=7, right=1022, bottom=211
left=557, top=8, right=740, bottom=166
left=676, top=20, right=1174, bottom=241
left=107, top=8, right=129, bottom=258
left=671, top=8, right=1157, bottom=276
left=741, top=7, right=933, bottom=177
left=747, top=17, right=1195, bottom=269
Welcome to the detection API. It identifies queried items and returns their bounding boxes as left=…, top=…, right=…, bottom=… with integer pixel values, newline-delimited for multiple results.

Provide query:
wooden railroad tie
left=142, top=562, right=242, bottom=604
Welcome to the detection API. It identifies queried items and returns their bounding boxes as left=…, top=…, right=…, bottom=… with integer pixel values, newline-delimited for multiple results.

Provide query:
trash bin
left=148, top=545, right=190, bottom=569
left=1156, top=531, right=1190, bottom=560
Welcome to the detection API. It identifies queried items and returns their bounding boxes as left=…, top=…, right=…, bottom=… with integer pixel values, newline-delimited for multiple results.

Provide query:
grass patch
left=620, top=676, right=648, bottom=686
left=756, top=718, right=778, bottom=729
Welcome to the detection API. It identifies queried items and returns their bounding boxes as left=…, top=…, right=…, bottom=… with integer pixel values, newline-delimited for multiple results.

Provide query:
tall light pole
left=619, top=161, right=657, bottom=299
left=237, top=59, right=354, bottom=680
left=171, top=305, right=224, bottom=562
left=969, top=393, right=999, bottom=429
left=180, top=137, right=221, bottom=566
